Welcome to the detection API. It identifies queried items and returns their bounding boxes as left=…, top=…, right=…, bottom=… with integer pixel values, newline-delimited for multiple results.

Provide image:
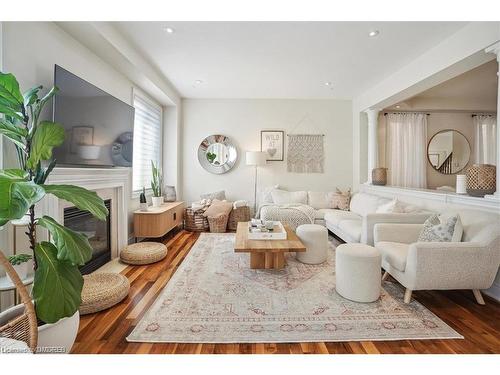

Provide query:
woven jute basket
left=466, top=164, right=496, bottom=197
left=208, top=213, right=229, bottom=233
left=184, top=208, right=209, bottom=232
left=372, top=168, right=387, bottom=186
left=228, top=206, right=251, bottom=231
left=0, top=250, right=37, bottom=353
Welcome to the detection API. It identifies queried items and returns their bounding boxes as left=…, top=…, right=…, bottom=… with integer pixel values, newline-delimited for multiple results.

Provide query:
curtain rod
left=384, top=112, right=430, bottom=116
left=287, top=134, right=325, bottom=136
left=471, top=113, right=496, bottom=117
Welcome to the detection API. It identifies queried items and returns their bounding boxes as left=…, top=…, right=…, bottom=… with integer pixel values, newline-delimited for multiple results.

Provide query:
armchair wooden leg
left=472, top=289, right=485, bottom=305
left=382, top=271, right=389, bottom=281
left=403, top=289, right=412, bottom=304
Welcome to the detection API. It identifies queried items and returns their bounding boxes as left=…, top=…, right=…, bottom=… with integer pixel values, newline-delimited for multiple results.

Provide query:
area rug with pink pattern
left=127, top=233, right=462, bottom=343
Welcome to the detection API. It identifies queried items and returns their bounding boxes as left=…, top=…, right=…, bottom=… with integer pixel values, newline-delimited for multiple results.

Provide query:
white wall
left=182, top=99, right=353, bottom=204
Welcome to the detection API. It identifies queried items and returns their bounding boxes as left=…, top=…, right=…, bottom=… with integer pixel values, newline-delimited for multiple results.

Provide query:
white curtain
left=474, top=115, right=497, bottom=165
left=386, top=113, right=428, bottom=188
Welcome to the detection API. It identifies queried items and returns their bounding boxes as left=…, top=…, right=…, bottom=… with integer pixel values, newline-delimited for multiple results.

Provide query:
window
left=132, top=94, right=162, bottom=192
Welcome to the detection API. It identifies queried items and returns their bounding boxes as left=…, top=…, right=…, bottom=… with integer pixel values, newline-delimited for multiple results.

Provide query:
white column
left=365, top=109, right=380, bottom=184
left=485, top=42, right=500, bottom=199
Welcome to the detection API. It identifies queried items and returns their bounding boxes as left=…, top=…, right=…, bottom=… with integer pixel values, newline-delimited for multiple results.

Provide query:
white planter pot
left=6, top=262, right=30, bottom=284
left=151, top=196, right=164, bottom=207
left=38, top=310, right=80, bottom=354
left=0, top=304, right=79, bottom=354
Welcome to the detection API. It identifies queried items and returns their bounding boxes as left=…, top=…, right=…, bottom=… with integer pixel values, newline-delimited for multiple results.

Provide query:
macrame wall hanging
left=287, top=134, right=324, bottom=173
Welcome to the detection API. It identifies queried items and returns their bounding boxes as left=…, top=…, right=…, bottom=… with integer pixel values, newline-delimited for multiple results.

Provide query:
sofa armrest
left=405, top=241, right=500, bottom=290
left=363, top=213, right=431, bottom=245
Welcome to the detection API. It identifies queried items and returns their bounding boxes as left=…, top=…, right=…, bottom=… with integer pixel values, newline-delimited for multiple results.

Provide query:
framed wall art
left=261, top=130, right=284, bottom=161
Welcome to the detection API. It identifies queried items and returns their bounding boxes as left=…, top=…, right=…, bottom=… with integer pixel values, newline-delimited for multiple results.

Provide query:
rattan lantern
left=372, top=168, right=388, bottom=186
left=466, top=164, right=496, bottom=197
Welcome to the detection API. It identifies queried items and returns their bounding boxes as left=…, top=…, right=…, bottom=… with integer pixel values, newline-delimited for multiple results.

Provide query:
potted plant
left=139, top=186, right=148, bottom=211
left=6, top=253, right=33, bottom=283
left=150, top=160, right=163, bottom=207
left=0, top=71, right=108, bottom=352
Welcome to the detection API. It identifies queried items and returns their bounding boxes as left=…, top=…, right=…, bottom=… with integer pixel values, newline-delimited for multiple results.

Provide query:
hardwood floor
left=72, top=229, right=500, bottom=354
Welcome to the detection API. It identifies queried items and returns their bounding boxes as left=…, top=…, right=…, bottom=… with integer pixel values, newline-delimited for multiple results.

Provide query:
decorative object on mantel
left=150, top=160, right=164, bottom=207
left=456, top=175, right=467, bottom=194
left=198, top=134, right=238, bottom=174
left=261, top=130, right=284, bottom=161
left=287, top=134, right=324, bottom=173
left=139, top=187, right=148, bottom=211
left=372, top=167, right=387, bottom=186
left=164, top=185, right=177, bottom=202
left=466, top=164, right=496, bottom=197
left=246, top=151, right=267, bottom=216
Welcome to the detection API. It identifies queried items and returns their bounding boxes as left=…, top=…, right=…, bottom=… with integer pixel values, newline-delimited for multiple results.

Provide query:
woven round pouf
left=80, top=273, right=130, bottom=315
left=120, top=242, right=167, bottom=265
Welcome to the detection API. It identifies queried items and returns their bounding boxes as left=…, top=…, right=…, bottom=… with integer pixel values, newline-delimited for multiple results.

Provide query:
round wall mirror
left=198, top=134, right=238, bottom=174
left=427, top=130, right=470, bottom=174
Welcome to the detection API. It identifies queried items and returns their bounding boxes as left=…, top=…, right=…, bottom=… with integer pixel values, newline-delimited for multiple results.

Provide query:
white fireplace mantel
left=41, top=167, right=132, bottom=255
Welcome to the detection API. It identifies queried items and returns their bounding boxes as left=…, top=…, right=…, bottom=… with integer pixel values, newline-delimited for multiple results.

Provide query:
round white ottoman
left=296, top=224, right=328, bottom=264
left=335, top=243, right=381, bottom=302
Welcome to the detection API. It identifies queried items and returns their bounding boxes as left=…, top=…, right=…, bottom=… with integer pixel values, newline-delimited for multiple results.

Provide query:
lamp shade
left=246, top=151, right=267, bottom=166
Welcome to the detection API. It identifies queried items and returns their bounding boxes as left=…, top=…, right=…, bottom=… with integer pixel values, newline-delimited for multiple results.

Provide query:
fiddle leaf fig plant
left=0, top=71, right=108, bottom=324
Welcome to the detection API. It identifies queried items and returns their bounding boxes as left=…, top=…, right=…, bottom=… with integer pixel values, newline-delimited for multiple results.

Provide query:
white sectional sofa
left=259, top=189, right=432, bottom=245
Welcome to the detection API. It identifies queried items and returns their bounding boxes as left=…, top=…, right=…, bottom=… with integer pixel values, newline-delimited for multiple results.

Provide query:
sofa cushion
left=417, top=214, right=462, bottom=242
left=200, top=190, right=226, bottom=201
left=350, top=193, right=390, bottom=216
left=331, top=188, right=351, bottom=210
left=203, top=200, right=233, bottom=218
left=271, top=189, right=307, bottom=205
left=324, top=210, right=360, bottom=226
left=376, top=241, right=409, bottom=272
left=308, top=191, right=335, bottom=209
left=337, top=219, right=362, bottom=242
left=260, top=185, right=280, bottom=204
left=376, top=199, right=405, bottom=213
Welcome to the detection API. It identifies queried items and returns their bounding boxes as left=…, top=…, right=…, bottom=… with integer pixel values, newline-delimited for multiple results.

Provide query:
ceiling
left=112, top=22, right=468, bottom=99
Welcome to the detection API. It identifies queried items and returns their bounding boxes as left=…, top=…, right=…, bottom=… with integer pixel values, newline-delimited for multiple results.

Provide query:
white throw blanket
left=258, top=203, right=316, bottom=230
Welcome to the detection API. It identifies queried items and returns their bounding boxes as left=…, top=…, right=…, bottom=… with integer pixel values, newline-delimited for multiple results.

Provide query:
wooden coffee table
left=234, top=222, right=306, bottom=269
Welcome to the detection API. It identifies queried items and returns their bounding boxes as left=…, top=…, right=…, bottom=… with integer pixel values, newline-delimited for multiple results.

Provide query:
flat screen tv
left=53, top=65, right=135, bottom=167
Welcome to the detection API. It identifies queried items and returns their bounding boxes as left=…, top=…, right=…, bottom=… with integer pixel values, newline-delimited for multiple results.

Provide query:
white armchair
left=374, top=222, right=500, bottom=304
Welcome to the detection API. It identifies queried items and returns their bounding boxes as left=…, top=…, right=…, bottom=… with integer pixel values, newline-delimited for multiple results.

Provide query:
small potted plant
left=151, top=160, right=164, bottom=207
left=139, top=187, right=148, bottom=211
left=6, top=254, right=33, bottom=283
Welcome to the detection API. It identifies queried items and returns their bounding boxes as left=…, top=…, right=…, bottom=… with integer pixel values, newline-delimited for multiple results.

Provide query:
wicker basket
left=208, top=213, right=229, bottom=233
left=184, top=208, right=209, bottom=232
left=372, top=168, right=387, bottom=186
left=228, top=206, right=251, bottom=231
left=466, top=164, right=496, bottom=197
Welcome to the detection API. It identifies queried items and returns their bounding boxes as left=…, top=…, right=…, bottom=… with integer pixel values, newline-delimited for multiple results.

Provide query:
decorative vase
left=140, top=202, right=149, bottom=211
left=466, top=164, right=496, bottom=197
left=456, top=174, right=467, bottom=194
left=164, top=185, right=177, bottom=202
left=151, top=196, right=164, bottom=207
left=372, top=168, right=387, bottom=186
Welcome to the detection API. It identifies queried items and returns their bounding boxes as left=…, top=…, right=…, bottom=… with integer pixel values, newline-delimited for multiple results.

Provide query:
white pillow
left=260, top=185, right=280, bottom=204
left=271, top=189, right=308, bottom=205
left=440, top=213, right=464, bottom=242
left=376, top=199, right=405, bottom=214
left=307, top=191, right=335, bottom=209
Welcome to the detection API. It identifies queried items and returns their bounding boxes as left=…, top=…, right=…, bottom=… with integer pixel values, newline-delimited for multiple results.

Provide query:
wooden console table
left=133, top=202, right=184, bottom=241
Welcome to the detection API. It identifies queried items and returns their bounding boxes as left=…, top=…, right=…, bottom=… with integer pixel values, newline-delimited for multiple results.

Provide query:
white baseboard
left=484, top=281, right=500, bottom=302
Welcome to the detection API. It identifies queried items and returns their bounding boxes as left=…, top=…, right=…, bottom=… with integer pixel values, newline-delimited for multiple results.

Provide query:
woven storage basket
left=372, top=168, right=387, bottom=186
left=466, top=164, right=496, bottom=197
left=208, top=213, right=229, bottom=233
left=184, top=208, right=209, bottom=232
left=228, top=206, right=251, bottom=231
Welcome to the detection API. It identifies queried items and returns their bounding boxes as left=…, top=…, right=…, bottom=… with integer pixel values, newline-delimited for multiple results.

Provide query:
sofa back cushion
left=350, top=193, right=389, bottom=216
left=308, top=191, right=335, bottom=209
left=271, top=189, right=308, bottom=205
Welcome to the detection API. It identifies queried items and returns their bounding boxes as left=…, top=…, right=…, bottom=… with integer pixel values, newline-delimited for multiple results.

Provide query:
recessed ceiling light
left=368, top=30, right=380, bottom=37
left=164, top=27, right=175, bottom=34
left=195, top=80, right=203, bottom=85
left=395, top=105, right=401, bottom=109
left=324, top=82, right=332, bottom=86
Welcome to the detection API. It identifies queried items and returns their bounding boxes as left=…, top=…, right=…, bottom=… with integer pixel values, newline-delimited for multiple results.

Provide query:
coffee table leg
left=249, top=252, right=286, bottom=269
left=250, top=253, right=265, bottom=269
left=274, top=253, right=285, bottom=269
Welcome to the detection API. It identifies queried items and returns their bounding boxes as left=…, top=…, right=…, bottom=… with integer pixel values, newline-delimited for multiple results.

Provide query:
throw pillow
left=260, top=185, right=280, bottom=204
left=203, top=199, right=233, bottom=218
left=376, top=199, right=405, bottom=213
left=200, top=190, right=226, bottom=201
left=331, top=188, right=351, bottom=211
left=271, top=189, right=308, bottom=205
left=418, top=214, right=461, bottom=242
